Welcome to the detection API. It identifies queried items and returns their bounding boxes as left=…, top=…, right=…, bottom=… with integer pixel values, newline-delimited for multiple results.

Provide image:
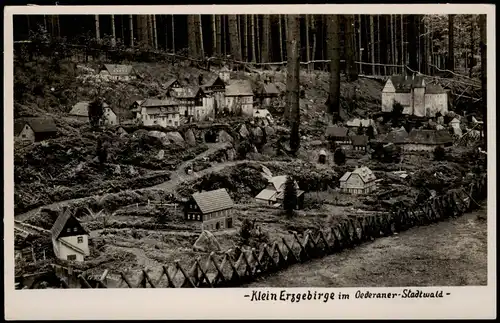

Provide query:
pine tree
left=283, top=176, right=298, bottom=215
left=334, top=148, right=346, bottom=165
left=88, top=99, right=104, bottom=129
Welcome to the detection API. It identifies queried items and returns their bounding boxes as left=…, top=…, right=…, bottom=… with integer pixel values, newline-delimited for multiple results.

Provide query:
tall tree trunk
left=111, top=15, right=116, bottom=47
left=479, top=14, right=486, bottom=149
left=223, top=15, right=227, bottom=56
left=391, top=15, right=395, bottom=69
left=43, top=15, right=47, bottom=31
left=198, top=15, right=204, bottom=58
left=286, top=14, right=301, bottom=154
left=216, top=15, right=221, bottom=56
left=311, top=15, right=317, bottom=70
left=327, top=15, right=341, bottom=116
left=172, top=15, right=175, bottom=53
left=419, top=15, right=426, bottom=73
left=279, top=15, right=284, bottom=61
left=250, top=15, right=257, bottom=62
left=243, top=15, right=248, bottom=61
left=228, top=15, right=241, bottom=61
left=148, top=15, right=153, bottom=47
left=407, top=15, right=418, bottom=72
left=95, top=15, right=100, bottom=40
left=305, top=15, right=310, bottom=71
left=212, top=15, right=217, bottom=57
left=469, top=15, right=475, bottom=78
left=370, top=15, right=375, bottom=75
left=187, top=15, right=199, bottom=58
left=121, top=15, right=125, bottom=44
left=129, top=15, right=134, bottom=47
left=261, top=14, right=270, bottom=63
left=400, top=15, right=404, bottom=68
left=256, top=15, right=261, bottom=63
left=345, top=15, right=358, bottom=81
left=153, top=15, right=158, bottom=49
left=358, top=15, right=362, bottom=63
left=138, top=15, right=149, bottom=46
left=448, top=14, right=455, bottom=71
left=377, top=15, right=381, bottom=74
left=56, top=15, right=61, bottom=38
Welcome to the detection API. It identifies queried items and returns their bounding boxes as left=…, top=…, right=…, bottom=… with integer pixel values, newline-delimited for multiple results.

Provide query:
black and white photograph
left=4, top=4, right=495, bottom=320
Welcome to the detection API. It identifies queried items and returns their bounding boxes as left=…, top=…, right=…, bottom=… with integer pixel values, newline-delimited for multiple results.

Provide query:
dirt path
left=244, top=204, right=488, bottom=288
left=14, top=142, right=232, bottom=222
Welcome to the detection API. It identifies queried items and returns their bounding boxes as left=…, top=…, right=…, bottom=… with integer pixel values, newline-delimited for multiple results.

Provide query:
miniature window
left=67, top=228, right=71, bottom=233
left=73, top=227, right=78, bottom=232
left=67, top=255, right=77, bottom=261
left=197, top=215, right=201, bottom=221
left=169, top=120, right=172, bottom=124
left=21, top=134, right=26, bottom=138
left=77, top=236, right=83, bottom=244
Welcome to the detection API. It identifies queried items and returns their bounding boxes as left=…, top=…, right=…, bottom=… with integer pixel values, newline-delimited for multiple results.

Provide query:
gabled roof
left=172, top=86, right=204, bottom=99
left=269, top=175, right=288, bottom=191
left=261, top=83, right=280, bottom=95
left=389, top=75, right=425, bottom=91
left=350, top=135, right=369, bottom=146
left=339, top=172, right=352, bottom=182
left=70, top=101, right=109, bottom=117
left=255, top=188, right=278, bottom=201
left=191, top=188, right=234, bottom=214
left=141, top=98, right=179, bottom=107
left=101, top=64, right=135, bottom=76
left=202, top=74, right=225, bottom=88
left=163, top=78, right=180, bottom=90
left=14, top=117, right=57, bottom=135
left=425, top=83, right=446, bottom=94
left=380, top=127, right=409, bottom=144
left=276, top=190, right=304, bottom=200
left=50, top=209, right=88, bottom=239
left=325, top=126, right=349, bottom=138
left=352, top=167, right=376, bottom=183
left=225, top=80, right=254, bottom=96
left=406, top=129, right=453, bottom=145
left=346, top=118, right=374, bottom=128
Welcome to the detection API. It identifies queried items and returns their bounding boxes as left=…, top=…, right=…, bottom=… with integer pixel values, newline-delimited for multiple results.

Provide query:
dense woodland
left=13, top=13, right=488, bottom=150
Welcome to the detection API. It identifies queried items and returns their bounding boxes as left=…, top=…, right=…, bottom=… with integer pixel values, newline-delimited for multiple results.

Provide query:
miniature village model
left=12, top=13, right=488, bottom=293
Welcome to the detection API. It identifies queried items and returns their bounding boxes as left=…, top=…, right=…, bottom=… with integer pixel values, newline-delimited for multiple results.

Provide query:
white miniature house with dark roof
left=51, top=209, right=90, bottom=262
left=339, top=167, right=377, bottom=195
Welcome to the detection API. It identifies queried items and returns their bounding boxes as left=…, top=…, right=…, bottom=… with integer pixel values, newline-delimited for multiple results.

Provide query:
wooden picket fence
left=57, top=174, right=486, bottom=289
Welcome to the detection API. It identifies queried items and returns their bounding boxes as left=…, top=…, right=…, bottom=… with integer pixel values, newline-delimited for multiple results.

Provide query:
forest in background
left=14, top=14, right=485, bottom=76
left=13, top=13, right=488, bottom=151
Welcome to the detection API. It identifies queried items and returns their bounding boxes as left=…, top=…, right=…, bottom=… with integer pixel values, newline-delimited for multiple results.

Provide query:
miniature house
left=255, top=175, right=304, bottom=208
left=14, top=117, right=58, bottom=143
left=69, top=101, right=117, bottom=126
left=225, top=80, right=254, bottom=117
left=98, top=64, right=137, bottom=81
left=51, top=209, right=90, bottom=262
left=402, top=129, right=454, bottom=152
left=339, top=167, right=377, bottom=195
left=201, top=75, right=226, bottom=116
left=325, top=126, right=350, bottom=148
left=350, top=135, right=369, bottom=151
left=318, top=149, right=327, bottom=164
left=381, top=75, right=448, bottom=117
left=260, top=82, right=280, bottom=107
left=184, top=188, right=235, bottom=231
left=136, top=98, right=180, bottom=128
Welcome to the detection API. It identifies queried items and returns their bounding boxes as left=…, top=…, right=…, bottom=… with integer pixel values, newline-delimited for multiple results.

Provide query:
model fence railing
left=51, top=173, right=487, bottom=289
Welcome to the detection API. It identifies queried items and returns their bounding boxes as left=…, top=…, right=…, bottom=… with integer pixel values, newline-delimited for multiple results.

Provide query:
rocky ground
left=14, top=57, right=486, bottom=283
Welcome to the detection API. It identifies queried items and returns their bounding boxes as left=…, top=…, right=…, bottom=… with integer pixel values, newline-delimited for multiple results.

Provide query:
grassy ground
left=244, top=202, right=488, bottom=288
